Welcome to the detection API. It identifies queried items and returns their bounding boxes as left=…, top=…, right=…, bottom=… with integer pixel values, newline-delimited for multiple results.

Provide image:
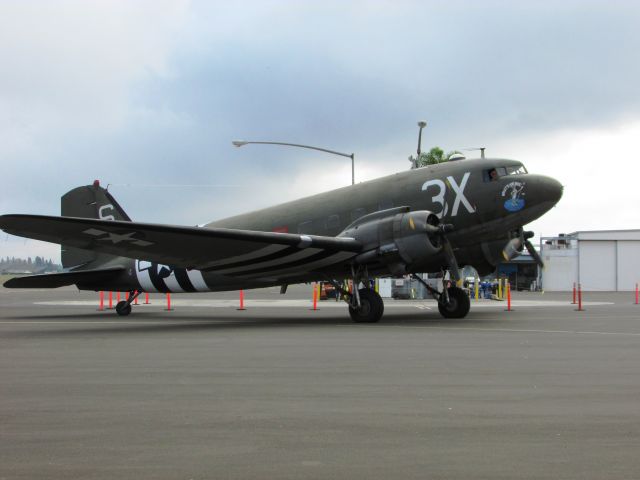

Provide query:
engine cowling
left=338, top=209, right=442, bottom=275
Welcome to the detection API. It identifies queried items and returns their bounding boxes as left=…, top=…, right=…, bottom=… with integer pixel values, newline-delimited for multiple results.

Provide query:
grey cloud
left=2, top=1, right=640, bottom=256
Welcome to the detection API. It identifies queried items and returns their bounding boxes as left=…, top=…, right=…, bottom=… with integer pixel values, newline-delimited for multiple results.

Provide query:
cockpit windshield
left=484, top=164, right=527, bottom=182
left=506, top=165, right=527, bottom=175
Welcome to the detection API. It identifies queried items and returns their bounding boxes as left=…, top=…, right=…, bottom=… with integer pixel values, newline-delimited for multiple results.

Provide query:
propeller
left=425, top=223, right=461, bottom=282
left=501, top=228, right=544, bottom=268
left=524, top=239, right=544, bottom=268
left=441, top=235, right=461, bottom=282
left=522, top=230, right=544, bottom=268
left=502, top=237, right=523, bottom=261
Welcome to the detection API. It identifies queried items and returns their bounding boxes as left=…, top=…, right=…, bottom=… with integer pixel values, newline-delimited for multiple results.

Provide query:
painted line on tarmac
left=447, top=327, right=640, bottom=337
left=337, top=325, right=640, bottom=337
left=465, top=301, right=614, bottom=307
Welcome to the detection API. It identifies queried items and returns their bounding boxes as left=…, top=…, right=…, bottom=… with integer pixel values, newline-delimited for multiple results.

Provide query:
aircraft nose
left=544, top=176, right=564, bottom=204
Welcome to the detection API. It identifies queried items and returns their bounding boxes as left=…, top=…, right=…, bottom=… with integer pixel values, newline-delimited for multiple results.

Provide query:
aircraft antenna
left=463, top=147, right=486, bottom=159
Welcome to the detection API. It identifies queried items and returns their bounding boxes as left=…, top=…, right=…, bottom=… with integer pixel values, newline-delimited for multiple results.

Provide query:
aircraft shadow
left=2, top=308, right=504, bottom=337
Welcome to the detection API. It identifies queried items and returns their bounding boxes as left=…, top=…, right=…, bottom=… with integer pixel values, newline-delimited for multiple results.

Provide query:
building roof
left=571, top=230, right=640, bottom=241
left=542, top=229, right=640, bottom=242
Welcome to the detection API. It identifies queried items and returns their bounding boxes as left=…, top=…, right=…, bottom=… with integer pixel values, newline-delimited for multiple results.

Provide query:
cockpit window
left=506, top=165, right=527, bottom=175
left=484, top=164, right=527, bottom=182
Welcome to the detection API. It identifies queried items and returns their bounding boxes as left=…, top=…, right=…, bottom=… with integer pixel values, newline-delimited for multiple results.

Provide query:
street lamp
left=232, top=140, right=356, bottom=185
left=409, top=120, right=428, bottom=169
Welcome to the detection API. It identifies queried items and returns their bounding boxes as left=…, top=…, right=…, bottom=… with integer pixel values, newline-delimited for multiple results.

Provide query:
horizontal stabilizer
left=3, top=266, right=126, bottom=289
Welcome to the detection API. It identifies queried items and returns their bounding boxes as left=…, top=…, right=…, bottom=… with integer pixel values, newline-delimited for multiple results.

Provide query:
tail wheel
left=437, top=286, right=470, bottom=319
left=115, top=300, right=132, bottom=316
left=349, top=288, right=384, bottom=323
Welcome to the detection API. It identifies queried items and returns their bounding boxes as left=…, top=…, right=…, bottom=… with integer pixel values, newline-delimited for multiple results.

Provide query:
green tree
left=409, top=146, right=462, bottom=168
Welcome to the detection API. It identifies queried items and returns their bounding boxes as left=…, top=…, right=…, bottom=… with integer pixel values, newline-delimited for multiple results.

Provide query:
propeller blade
left=502, top=237, right=523, bottom=261
left=524, top=240, right=545, bottom=268
left=424, top=224, right=440, bottom=235
left=427, top=223, right=461, bottom=282
left=441, top=237, right=461, bottom=282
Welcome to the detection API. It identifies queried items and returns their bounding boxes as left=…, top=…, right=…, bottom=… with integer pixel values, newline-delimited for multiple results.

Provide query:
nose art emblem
left=501, top=181, right=526, bottom=212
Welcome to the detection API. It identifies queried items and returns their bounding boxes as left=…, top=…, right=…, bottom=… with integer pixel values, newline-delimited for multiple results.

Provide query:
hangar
left=540, top=230, right=640, bottom=291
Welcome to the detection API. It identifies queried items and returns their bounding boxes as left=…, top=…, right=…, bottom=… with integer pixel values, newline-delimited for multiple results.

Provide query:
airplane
left=0, top=156, right=562, bottom=322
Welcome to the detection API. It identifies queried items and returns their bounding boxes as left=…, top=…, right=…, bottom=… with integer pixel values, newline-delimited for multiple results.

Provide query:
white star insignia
left=82, top=229, right=154, bottom=247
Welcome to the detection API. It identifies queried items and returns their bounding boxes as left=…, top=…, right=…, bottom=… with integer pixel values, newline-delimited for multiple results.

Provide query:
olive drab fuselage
left=115, top=157, right=562, bottom=293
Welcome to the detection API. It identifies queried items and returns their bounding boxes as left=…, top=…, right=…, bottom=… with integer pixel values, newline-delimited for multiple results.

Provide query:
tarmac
left=1, top=284, right=639, bottom=479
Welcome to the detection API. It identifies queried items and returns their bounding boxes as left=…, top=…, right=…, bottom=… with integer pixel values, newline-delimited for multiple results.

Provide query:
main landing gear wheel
left=115, top=300, right=132, bottom=316
left=437, top=286, right=470, bottom=319
left=349, top=288, right=384, bottom=323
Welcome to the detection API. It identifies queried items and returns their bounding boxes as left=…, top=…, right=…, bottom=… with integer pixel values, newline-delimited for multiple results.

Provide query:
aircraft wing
left=0, top=214, right=362, bottom=271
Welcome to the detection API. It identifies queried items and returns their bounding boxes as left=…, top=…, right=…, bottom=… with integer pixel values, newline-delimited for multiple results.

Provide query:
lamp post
left=410, top=120, right=428, bottom=169
left=232, top=140, right=355, bottom=185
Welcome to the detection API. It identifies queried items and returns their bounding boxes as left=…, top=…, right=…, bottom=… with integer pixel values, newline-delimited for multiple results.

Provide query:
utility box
left=377, top=278, right=393, bottom=298
left=390, top=275, right=433, bottom=299
left=392, top=278, right=412, bottom=299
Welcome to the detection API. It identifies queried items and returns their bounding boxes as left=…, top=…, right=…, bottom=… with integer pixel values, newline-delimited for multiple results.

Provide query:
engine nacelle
left=339, top=209, right=442, bottom=275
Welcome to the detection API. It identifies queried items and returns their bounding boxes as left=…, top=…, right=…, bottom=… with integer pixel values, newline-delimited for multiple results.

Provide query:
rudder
left=61, top=180, right=131, bottom=268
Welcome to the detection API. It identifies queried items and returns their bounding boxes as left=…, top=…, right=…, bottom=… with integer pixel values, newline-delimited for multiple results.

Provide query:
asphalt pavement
left=1, top=285, right=639, bottom=479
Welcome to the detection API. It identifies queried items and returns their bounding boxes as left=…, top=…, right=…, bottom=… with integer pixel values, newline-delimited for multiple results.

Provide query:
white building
left=540, top=230, right=640, bottom=291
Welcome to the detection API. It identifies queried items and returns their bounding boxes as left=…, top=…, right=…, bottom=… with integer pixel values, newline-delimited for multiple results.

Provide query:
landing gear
left=114, top=290, right=141, bottom=316
left=410, top=274, right=471, bottom=319
left=115, top=301, right=132, bottom=316
left=348, top=288, right=384, bottom=323
left=437, top=286, right=470, bottom=319
left=325, top=265, right=385, bottom=323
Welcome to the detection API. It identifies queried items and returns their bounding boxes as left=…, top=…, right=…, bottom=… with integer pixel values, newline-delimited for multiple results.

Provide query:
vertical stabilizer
left=61, top=181, right=131, bottom=268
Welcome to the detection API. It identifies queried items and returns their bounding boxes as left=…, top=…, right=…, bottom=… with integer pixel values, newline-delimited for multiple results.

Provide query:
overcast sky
left=1, top=0, right=640, bottom=262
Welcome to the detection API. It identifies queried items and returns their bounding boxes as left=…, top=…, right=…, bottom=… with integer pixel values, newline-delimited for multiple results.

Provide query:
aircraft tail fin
left=61, top=181, right=131, bottom=269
